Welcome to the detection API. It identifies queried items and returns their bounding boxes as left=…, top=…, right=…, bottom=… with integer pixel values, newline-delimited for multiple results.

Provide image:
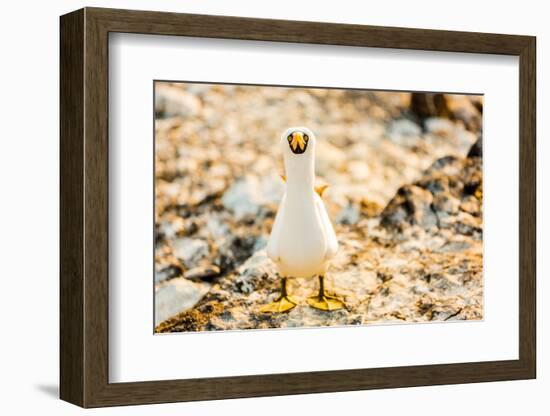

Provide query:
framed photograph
left=60, top=7, right=536, bottom=408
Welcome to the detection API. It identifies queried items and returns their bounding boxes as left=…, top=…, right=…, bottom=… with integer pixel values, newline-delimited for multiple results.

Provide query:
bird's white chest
left=275, top=191, right=327, bottom=278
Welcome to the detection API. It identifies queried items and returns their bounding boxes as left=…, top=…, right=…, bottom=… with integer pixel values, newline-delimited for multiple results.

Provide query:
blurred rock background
left=153, top=82, right=483, bottom=331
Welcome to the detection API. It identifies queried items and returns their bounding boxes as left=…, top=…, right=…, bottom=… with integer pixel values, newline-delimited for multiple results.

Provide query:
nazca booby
left=261, top=127, right=346, bottom=313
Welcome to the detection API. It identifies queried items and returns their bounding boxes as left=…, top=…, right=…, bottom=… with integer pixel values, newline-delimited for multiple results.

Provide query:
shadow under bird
left=263, top=127, right=346, bottom=313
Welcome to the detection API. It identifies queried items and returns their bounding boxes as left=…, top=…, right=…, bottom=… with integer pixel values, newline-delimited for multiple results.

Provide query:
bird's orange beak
left=290, top=132, right=306, bottom=152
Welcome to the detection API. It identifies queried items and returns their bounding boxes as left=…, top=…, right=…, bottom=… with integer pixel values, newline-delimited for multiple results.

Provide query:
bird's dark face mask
left=287, top=131, right=309, bottom=154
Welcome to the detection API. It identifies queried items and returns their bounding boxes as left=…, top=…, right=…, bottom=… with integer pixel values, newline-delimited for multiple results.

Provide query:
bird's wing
left=314, top=193, right=338, bottom=259
left=267, top=193, right=286, bottom=262
left=315, top=184, right=329, bottom=198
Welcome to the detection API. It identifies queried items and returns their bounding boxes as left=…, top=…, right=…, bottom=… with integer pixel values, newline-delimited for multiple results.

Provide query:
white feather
left=267, top=127, right=338, bottom=278
left=266, top=193, right=286, bottom=262
left=314, top=193, right=338, bottom=260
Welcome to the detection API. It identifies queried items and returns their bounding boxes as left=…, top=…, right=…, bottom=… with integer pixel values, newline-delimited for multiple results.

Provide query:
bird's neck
left=284, top=155, right=315, bottom=193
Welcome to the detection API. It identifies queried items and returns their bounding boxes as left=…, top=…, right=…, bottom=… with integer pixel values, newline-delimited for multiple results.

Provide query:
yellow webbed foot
left=307, top=275, right=346, bottom=311
left=307, top=294, right=346, bottom=311
left=260, top=295, right=298, bottom=313
left=261, top=277, right=297, bottom=313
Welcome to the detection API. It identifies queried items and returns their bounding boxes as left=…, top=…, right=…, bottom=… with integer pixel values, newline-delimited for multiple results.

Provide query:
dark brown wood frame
left=60, top=7, right=536, bottom=408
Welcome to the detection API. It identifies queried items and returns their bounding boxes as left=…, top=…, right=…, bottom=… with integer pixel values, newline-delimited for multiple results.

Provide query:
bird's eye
left=304, top=134, right=309, bottom=142
left=287, top=135, right=292, bottom=142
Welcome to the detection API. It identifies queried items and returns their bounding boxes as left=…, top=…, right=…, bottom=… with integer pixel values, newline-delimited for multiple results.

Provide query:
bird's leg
left=307, top=275, right=346, bottom=311
left=260, top=277, right=297, bottom=313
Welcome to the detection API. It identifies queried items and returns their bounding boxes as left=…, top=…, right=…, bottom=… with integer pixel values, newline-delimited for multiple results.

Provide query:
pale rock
left=336, top=203, right=361, bottom=225
left=159, top=216, right=185, bottom=240
left=435, top=241, right=472, bottom=253
left=183, top=265, right=221, bottom=280
left=155, top=265, right=182, bottom=283
left=460, top=195, right=481, bottom=215
left=387, top=119, right=422, bottom=147
left=155, top=85, right=202, bottom=117
left=234, top=250, right=276, bottom=294
left=173, top=238, right=209, bottom=268
left=433, top=192, right=460, bottom=215
left=221, top=174, right=283, bottom=219
left=347, top=160, right=370, bottom=181
left=315, top=140, right=346, bottom=174
left=424, top=117, right=455, bottom=136
left=206, top=215, right=231, bottom=239
left=155, top=278, right=211, bottom=325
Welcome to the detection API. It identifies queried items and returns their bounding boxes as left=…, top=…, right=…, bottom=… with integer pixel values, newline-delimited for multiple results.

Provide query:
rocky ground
left=153, top=83, right=483, bottom=331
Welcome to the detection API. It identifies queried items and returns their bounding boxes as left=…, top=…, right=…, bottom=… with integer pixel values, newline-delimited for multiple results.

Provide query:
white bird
left=262, top=127, right=345, bottom=313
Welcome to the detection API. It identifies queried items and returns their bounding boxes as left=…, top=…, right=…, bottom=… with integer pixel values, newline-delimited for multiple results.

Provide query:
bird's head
left=281, top=127, right=316, bottom=156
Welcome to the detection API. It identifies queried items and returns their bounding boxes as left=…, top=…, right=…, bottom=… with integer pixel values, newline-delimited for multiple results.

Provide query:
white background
left=110, top=34, right=519, bottom=382
left=0, top=0, right=546, bottom=414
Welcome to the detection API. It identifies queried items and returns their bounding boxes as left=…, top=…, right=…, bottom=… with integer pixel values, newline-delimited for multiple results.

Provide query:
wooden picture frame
left=60, top=7, right=536, bottom=408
